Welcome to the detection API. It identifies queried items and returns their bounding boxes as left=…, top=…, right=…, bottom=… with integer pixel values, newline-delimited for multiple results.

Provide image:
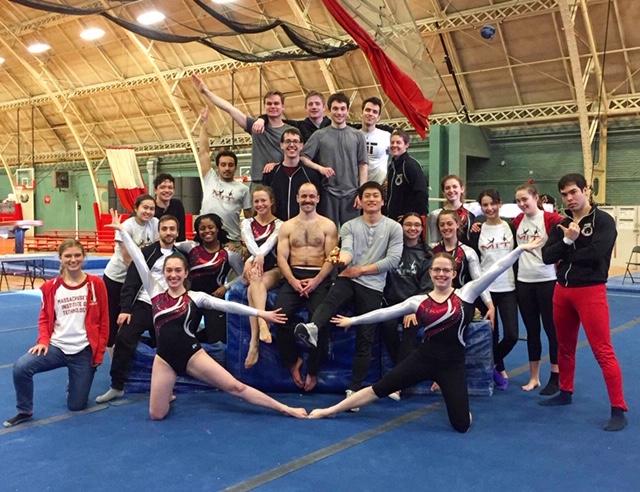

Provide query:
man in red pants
left=541, top=173, right=627, bottom=431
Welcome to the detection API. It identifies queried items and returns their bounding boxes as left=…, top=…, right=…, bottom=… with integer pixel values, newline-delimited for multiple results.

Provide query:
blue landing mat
left=607, top=274, right=640, bottom=293
left=1, top=254, right=108, bottom=278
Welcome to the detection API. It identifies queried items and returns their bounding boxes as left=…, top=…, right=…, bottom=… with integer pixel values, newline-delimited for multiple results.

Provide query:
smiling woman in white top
left=513, top=183, right=563, bottom=394
left=469, top=189, right=518, bottom=391
left=4, top=239, right=109, bottom=428
left=102, top=194, right=159, bottom=353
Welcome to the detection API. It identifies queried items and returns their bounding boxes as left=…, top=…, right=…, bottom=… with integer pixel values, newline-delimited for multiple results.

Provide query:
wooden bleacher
left=25, top=230, right=98, bottom=252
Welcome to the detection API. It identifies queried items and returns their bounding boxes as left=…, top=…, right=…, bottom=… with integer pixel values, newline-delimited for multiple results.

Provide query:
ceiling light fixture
left=0, top=57, right=5, bottom=64
left=81, top=28, right=105, bottom=41
left=137, top=11, right=165, bottom=25
left=27, top=43, right=50, bottom=54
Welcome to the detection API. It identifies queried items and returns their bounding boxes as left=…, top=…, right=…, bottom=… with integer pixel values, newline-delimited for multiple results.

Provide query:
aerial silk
left=322, top=0, right=434, bottom=137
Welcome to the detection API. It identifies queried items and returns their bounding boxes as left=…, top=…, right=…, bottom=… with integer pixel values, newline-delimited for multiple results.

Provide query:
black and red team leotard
left=120, top=230, right=260, bottom=374
left=345, top=246, right=530, bottom=432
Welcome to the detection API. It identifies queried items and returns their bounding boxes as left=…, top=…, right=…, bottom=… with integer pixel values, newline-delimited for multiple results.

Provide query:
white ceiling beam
left=286, top=0, right=337, bottom=93
left=611, top=0, right=636, bottom=93
left=7, top=93, right=640, bottom=165
left=557, top=0, right=593, bottom=183
left=123, top=31, right=205, bottom=184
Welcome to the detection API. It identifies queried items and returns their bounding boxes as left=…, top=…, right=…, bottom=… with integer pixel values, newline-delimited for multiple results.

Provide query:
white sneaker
left=388, top=391, right=401, bottom=402
left=295, top=322, right=318, bottom=348
left=95, top=387, right=124, bottom=404
left=345, top=389, right=359, bottom=412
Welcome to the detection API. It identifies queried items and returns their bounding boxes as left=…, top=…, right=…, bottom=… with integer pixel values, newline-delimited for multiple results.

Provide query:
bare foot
left=244, top=345, right=259, bottom=368
left=308, top=408, right=336, bottom=419
left=258, top=319, right=272, bottom=343
left=303, top=374, right=317, bottom=392
left=289, top=358, right=304, bottom=389
left=521, top=379, right=541, bottom=391
left=283, top=406, right=308, bottom=419
left=430, top=382, right=441, bottom=392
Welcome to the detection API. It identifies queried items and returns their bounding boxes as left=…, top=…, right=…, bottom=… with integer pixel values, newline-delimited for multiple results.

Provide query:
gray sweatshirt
left=340, top=215, right=403, bottom=292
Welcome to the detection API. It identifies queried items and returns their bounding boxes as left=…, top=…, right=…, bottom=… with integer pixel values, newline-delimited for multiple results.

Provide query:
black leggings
left=516, top=280, right=558, bottom=364
left=490, top=290, right=519, bottom=373
left=380, top=318, right=419, bottom=366
left=372, top=343, right=470, bottom=433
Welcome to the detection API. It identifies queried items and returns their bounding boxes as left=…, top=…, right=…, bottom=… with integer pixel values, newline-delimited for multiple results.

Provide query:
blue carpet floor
left=1, top=290, right=639, bottom=491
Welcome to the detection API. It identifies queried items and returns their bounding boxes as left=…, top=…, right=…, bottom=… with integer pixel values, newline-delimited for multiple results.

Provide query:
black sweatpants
left=110, top=301, right=154, bottom=391
left=103, top=274, right=123, bottom=347
left=311, top=277, right=383, bottom=391
left=380, top=316, right=419, bottom=366
left=490, top=290, right=519, bottom=373
left=195, top=308, right=227, bottom=345
left=274, top=269, right=332, bottom=376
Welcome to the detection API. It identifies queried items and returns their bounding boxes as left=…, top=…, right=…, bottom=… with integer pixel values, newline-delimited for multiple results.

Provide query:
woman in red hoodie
left=3, top=239, right=109, bottom=428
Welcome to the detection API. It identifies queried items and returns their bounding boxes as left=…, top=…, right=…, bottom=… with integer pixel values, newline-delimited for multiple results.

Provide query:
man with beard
left=273, top=182, right=338, bottom=391
left=198, top=106, right=252, bottom=250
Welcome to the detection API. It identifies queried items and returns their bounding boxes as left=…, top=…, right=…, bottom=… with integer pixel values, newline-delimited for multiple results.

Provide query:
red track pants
left=552, top=283, right=628, bottom=410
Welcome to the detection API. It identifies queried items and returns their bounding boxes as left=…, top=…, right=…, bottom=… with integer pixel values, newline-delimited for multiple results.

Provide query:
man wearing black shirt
left=153, top=173, right=186, bottom=241
left=262, top=128, right=323, bottom=221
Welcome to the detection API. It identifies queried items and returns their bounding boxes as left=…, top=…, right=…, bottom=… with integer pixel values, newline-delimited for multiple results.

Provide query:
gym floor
left=0, top=269, right=638, bottom=491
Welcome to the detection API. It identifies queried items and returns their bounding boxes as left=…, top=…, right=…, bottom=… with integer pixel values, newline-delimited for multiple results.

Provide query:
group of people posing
left=3, top=79, right=627, bottom=435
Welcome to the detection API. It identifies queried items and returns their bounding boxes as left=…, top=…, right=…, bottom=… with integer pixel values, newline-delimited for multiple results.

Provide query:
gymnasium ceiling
left=0, top=0, right=639, bottom=168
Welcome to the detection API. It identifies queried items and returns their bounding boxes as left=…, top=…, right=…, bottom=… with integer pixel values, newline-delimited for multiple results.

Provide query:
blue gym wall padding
left=225, top=283, right=382, bottom=393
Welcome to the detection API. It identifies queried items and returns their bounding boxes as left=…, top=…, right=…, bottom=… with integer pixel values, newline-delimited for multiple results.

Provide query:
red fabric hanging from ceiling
left=321, top=0, right=433, bottom=138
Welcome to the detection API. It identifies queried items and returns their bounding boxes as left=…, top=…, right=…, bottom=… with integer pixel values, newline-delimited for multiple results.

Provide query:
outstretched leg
left=187, top=350, right=307, bottom=418
left=310, top=346, right=431, bottom=419
left=308, top=387, right=379, bottom=418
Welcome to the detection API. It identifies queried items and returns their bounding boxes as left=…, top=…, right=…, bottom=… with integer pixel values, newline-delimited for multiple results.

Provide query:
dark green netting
left=10, top=0, right=357, bottom=62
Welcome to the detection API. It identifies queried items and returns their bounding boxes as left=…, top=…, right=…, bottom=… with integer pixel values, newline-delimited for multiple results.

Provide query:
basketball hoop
left=14, top=184, right=33, bottom=203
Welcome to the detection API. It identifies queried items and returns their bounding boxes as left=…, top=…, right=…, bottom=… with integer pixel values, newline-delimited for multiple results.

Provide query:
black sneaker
left=3, top=413, right=33, bottom=428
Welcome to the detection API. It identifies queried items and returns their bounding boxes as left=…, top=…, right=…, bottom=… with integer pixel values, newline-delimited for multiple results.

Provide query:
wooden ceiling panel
left=500, top=14, right=564, bottom=63
left=465, top=69, right=522, bottom=109
left=512, top=63, right=574, bottom=105
left=0, top=0, right=638, bottom=165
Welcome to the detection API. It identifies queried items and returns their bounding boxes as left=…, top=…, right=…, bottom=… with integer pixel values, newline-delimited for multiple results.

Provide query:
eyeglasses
left=283, top=139, right=301, bottom=145
left=429, top=267, right=454, bottom=274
